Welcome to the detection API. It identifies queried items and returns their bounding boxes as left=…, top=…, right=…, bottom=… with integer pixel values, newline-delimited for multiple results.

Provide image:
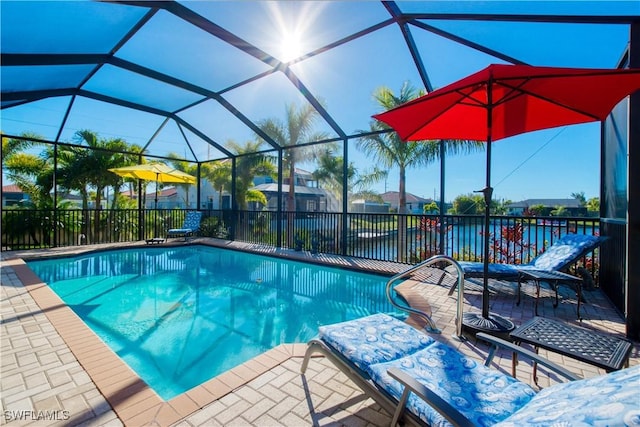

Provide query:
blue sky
left=1, top=1, right=636, bottom=203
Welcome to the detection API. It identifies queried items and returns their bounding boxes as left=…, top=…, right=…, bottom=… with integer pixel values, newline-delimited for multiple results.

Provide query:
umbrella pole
left=463, top=147, right=514, bottom=335
left=462, top=81, right=514, bottom=336
left=482, top=147, right=492, bottom=319
left=154, top=174, right=159, bottom=237
left=155, top=174, right=159, bottom=210
left=484, top=76, right=494, bottom=319
left=439, top=140, right=445, bottom=255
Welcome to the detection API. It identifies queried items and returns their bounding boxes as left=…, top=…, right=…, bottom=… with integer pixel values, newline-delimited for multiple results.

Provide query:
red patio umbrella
left=374, top=64, right=640, bottom=333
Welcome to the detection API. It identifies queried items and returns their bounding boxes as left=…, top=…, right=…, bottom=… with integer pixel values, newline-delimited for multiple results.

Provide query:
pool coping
left=6, top=241, right=383, bottom=426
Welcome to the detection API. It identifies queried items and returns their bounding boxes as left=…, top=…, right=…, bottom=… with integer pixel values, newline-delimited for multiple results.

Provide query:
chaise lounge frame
left=301, top=331, right=579, bottom=427
left=166, top=210, right=203, bottom=242
left=451, top=234, right=606, bottom=318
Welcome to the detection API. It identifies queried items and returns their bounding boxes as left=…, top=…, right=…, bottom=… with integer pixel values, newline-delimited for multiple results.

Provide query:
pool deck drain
left=2, top=238, right=639, bottom=426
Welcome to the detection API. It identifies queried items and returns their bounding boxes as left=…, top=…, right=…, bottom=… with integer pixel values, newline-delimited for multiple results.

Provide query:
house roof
left=253, top=183, right=327, bottom=196
left=146, top=187, right=178, bottom=198
left=294, top=168, right=315, bottom=179
left=507, top=198, right=583, bottom=208
left=380, top=191, right=431, bottom=204
left=1, top=185, right=82, bottom=201
left=120, top=189, right=138, bottom=197
left=59, top=193, right=83, bottom=201
left=2, top=184, right=24, bottom=193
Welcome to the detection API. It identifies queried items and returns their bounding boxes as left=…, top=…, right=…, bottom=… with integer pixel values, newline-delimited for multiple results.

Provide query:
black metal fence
left=1, top=209, right=206, bottom=248
left=2, top=208, right=600, bottom=280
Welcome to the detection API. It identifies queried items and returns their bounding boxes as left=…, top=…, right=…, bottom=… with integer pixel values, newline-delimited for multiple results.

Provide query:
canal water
left=351, top=221, right=598, bottom=263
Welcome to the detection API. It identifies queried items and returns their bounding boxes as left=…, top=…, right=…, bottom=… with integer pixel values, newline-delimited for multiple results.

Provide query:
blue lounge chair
left=167, top=211, right=202, bottom=241
left=453, top=234, right=605, bottom=318
left=301, top=313, right=639, bottom=427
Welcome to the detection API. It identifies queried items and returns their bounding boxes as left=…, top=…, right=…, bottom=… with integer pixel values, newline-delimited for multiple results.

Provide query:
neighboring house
left=145, top=187, right=179, bottom=209
left=2, top=184, right=29, bottom=207
left=2, top=184, right=84, bottom=208
left=350, top=199, right=391, bottom=213
left=380, top=191, right=434, bottom=214
left=251, top=168, right=337, bottom=212
left=121, top=179, right=222, bottom=210
left=251, top=183, right=331, bottom=212
left=197, top=177, right=229, bottom=210
left=506, top=198, right=587, bottom=216
left=144, top=187, right=200, bottom=209
left=119, top=189, right=139, bottom=201
left=255, top=168, right=318, bottom=188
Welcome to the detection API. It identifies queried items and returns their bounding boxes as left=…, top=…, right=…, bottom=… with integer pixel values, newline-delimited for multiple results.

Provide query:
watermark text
left=4, top=410, right=70, bottom=422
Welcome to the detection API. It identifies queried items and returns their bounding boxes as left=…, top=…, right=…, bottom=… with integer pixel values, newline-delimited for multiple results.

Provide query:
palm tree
left=359, top=82, right=484, bottom=213
left=2, top=133, right=56, bottom=207
left=571, top=191, right=587, bottom=206
left=2, top=134, right=76, bottom=246
left=201, top=160, right=232, bottom=209
left=168, top=153, right=199, bottom=208
left=61, top=130, right=140, bottom=242
left=257, top=102, right=331, bottom=212
left=312, top=147, right=386, bottom=209
left=358, top=82, right=484, bottom=261
left=225, top=140, right=276, bottom=210
left=551, top=205, right=568, bottom=216
left=58, top=131, right=138, bottom=210
left=108, top=144, right=143, bottom=209
left=4, top=132, right=142, bottom=245
left=2, top=133, right=39, bottom=159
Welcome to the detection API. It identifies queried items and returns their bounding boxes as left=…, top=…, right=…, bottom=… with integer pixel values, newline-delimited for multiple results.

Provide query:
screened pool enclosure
left=2, top=1, right=640, bottom=338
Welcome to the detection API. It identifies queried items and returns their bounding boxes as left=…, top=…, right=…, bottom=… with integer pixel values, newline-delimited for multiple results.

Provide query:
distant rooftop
left=381, top=191, right=432, bottom=204
left=508, top=198, right=582, bottom=208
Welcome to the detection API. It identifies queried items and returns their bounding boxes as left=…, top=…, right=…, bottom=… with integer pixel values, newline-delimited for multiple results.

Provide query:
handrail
left=385, top=254, right=465, bottom=338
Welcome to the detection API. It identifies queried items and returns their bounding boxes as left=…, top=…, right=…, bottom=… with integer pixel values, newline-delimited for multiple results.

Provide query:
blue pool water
left=27, top=245, right=397, bottom=400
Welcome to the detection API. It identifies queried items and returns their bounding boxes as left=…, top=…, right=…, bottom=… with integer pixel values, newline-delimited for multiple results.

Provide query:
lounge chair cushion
left=455, top=234, right=602, bottom=277
left=525, top=234, right=601, bottom=271
left=456, top=261, right=520, bottom=278
left=168, top=228, right=195, bottom=234
left=318, top=313, right=435, bottom=372
left=368, top=341, right=536, bottom=427
left=168, top=211, right=202, bottom=236
left=494, top=365, right=640, bottom=426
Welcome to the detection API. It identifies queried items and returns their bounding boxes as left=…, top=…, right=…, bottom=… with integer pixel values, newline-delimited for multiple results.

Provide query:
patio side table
left=509, top=316, right=633, bottom=384
left=519, top=270, right=583, bottom=318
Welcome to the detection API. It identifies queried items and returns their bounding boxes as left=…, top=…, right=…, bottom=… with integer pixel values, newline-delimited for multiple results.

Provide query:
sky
left=1, top=1, right=636, bottom=203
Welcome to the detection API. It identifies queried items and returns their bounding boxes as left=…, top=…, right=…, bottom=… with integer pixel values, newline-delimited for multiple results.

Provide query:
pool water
left=27, top=245, right=398, bottom=400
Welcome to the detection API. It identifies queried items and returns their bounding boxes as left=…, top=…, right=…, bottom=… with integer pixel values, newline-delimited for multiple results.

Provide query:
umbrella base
left=462, top=312, right=515, bottom=338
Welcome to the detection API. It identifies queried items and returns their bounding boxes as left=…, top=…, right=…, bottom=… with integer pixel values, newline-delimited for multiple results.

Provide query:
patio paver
left=2, top=239, right=638, bottom=426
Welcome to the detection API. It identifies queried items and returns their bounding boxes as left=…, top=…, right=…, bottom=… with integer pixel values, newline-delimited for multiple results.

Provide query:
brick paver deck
left=2, top=239, right=638, bottom=426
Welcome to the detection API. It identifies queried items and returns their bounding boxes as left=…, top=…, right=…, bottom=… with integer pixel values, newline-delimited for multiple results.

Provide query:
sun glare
left=267, top=1, right=321, bottom=63
left=280, top=30, right=303, bottom=62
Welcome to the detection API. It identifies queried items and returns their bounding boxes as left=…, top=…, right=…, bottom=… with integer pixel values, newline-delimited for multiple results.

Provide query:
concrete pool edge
left=5, top=256, right=310, bottom=426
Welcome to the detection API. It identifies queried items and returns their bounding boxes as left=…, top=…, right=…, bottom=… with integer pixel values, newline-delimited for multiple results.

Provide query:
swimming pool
left=27, top=245, right=398, bottom=400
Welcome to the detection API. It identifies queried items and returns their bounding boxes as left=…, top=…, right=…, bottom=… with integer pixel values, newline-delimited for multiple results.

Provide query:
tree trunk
left=287, top=162, right=296, bottom=211
left=287, top=162, right=296, bottom=247
left=110, top=185, right=120, bottom=241
left=94, top=186, right=103, bottom=243
left=79, top=188, right=89, bottom=244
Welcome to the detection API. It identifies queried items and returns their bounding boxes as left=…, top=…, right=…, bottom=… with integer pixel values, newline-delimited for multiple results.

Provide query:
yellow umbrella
left=109, top=163, right=196, bottom=208
left=109, top=163, right=196, bottom=184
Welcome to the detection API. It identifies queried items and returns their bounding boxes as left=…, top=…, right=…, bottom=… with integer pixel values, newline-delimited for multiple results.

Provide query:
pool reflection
left=27, top=245, right=397, bottom=400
